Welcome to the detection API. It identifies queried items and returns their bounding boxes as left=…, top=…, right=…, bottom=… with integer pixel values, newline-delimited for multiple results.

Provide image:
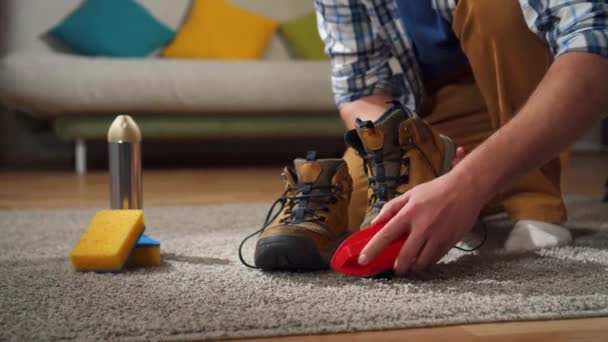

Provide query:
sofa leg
left=75, top=139, right=87, bottom=175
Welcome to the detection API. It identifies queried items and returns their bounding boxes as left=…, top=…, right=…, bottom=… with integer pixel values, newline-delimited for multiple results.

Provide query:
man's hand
left=357, top=52, right=608, bottom=275
left=357, top=148, right=477, bottom=275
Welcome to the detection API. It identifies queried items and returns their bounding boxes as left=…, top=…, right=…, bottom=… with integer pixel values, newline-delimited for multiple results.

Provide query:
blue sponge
left=137, top=234, right=160, bottom=247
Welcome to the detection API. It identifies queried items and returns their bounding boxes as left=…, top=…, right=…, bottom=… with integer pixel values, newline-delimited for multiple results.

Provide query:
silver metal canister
left=108, top=115, right=142, bottom=209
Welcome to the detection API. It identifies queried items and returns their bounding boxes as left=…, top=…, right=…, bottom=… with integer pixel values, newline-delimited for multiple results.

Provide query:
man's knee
left=454, top=0, right=527, bottom=40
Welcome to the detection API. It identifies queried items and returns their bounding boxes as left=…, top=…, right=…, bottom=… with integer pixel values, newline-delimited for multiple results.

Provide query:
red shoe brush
left=331, top=222, right=408, bottom=277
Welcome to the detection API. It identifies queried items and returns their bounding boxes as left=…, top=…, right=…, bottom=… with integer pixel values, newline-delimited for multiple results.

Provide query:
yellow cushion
left=163, top=0, right=278, bottom=59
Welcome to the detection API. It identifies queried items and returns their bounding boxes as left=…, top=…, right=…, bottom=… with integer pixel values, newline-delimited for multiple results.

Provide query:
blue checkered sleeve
left=522, top=0, right=608, bottom=58
left=315, top=0, right=398, bottom=107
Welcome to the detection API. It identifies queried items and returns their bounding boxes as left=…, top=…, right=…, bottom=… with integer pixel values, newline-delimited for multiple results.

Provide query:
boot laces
left=280, top=184, right=340, bottom=224
left=362, top=151, right=410, bottom=209
left=364, top=122, right=450, bottom=208
left=238, top=183, right=340, bottom=269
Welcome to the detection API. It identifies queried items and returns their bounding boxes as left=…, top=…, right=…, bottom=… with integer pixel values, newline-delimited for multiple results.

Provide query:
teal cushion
left=48, top=0, right=175, bottom=58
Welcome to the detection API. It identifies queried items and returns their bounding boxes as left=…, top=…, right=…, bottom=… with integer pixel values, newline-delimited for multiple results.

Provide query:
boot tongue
left=293, top=158, right=344, bottom=186
left=355, top=105, right=410, bottom=154
left=350, top=104, right=412, bottom=204
left=288, top=156, right=345, bottom=224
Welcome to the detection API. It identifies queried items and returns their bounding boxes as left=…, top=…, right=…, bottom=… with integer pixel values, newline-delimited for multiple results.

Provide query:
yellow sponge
left=70, top=210, right=144, bottom=272
left=126, top=235, right=161, bottom=268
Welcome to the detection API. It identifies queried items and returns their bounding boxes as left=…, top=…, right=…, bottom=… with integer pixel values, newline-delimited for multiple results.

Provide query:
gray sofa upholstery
left=0, top=0, right=341, bottom=172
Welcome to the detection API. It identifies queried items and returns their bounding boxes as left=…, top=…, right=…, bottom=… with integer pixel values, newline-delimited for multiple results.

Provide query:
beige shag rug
left=1, top=195, right=607, bottom=341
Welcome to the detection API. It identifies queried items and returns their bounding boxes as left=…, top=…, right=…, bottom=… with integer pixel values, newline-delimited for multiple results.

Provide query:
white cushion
left=0, top=52, right=335, bottom=115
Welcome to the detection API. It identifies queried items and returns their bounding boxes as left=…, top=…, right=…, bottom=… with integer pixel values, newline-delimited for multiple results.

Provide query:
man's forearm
left=453, top=52, right=608, bottom=202
left=339, top=94, right=394, bottom=129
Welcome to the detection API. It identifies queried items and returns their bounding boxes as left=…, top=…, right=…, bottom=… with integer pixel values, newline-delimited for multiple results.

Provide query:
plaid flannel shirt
left=315, top=0, right=608, bottom=109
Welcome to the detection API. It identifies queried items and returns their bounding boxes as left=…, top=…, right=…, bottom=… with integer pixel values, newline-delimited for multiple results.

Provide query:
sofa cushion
left=3, top=0, right=314, bottom=60
left=280, top=12, right=328, bottom=60
left=48, top=0, right=175, bottom=57
left=0, top=52, right=335, bottom=115
left=163, top=0, right=278, bottom=60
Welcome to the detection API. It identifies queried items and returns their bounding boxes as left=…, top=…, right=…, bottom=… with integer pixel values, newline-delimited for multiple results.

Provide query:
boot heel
left=439, top=135, right=456, bottom=174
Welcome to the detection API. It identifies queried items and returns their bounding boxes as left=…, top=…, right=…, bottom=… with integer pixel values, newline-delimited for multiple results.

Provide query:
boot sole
left=254, top=235, right=338, bottom=271
left=439, top=134, right=456, bottom=174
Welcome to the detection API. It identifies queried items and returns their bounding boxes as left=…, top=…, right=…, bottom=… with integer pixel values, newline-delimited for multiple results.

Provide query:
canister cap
left=108, top=115, right=142, bottom=143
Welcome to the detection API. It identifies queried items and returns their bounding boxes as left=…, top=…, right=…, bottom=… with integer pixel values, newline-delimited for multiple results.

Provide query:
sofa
left=0, top=0, right=343, bottom=173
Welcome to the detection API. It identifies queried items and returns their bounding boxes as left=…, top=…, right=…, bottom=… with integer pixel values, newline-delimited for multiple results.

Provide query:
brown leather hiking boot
left=251, top=152, right=352, bottom=271
left=345, top=102, right=456, bottom=228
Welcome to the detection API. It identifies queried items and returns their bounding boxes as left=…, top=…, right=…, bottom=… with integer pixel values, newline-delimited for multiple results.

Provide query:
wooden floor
left=1, top=153, right=606, bottom=209
left=1, top=153, right=607, bottom=341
